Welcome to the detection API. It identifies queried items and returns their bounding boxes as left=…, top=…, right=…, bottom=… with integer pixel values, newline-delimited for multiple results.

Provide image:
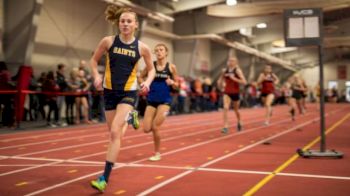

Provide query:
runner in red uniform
left=257, top=65, right=279, bottom=125
left=218, top=57, right=247, bottom=133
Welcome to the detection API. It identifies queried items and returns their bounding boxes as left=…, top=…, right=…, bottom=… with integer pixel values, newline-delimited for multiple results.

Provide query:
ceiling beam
left=157, top=0, right=225, bottom=14
left=324, top=36, right=350, bottom=48
left=143, top=25, right=296, bottom=72
left=102, top=0, right=174, bottom=22
left=207, top=0, right=350, bottom=18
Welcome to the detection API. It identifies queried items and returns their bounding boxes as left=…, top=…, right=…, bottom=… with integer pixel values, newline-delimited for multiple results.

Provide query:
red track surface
left=0, top=104, right=349, bottom=196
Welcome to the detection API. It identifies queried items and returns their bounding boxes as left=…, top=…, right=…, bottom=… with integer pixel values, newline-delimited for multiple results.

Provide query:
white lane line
left=276, top=172, right=350, bottom=180
left=22, top=114, right=315, bottom=196
left=4, top=165, right=348, bottom=181
left=7, top=110, right=283, bottom=158
left=0, top=111, right=226, bottom=142
left=131, top=164, right=350, bottom=181
left=0, top=124, right=103, bottom=141
left=14, top=140, right=109, bottom=157
left=1, top=112, right=204, bottom=138
left=136, top=109, right=340, bottom=196
left=0, top=116, right=223, bottom=150
left=0, top=108, right=325, bottom=177
left=0, top=164, right=102, bottom=167
left=1, top=107, right=272, bottom=150
left=198, top=167, right=350, bottom=181
left=0, top=116, right=268, bottom=177
left=0, top=132, right=107, bottom=150
left=9, top=156, right=104, bottom=165
left=5, top=163, right=348, bottom=182
left=65, top=112, right=295, bottom=161
left=10, top=122, right=221, bottom=157
left=14, top=107, right=341, bottom=195
left=129, top=163, right=195, bottom=170
left=23, top=164, right=125, bottom=196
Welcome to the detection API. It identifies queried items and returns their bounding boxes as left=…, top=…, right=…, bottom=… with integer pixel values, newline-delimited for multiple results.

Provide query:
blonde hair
left=70, top=68, right=79, bottom=79
left=105, top=5, right=138, bottom=24
left=154, top=43, right=169, bottom=52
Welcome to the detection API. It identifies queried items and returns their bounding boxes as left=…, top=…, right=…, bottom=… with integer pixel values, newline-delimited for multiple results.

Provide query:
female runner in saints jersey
left=89, top=6, right=155, bottom=192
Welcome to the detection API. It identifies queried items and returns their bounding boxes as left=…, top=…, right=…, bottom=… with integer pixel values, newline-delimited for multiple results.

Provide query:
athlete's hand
left=93, top=75, right=103, bottom=90
left=166, top=77, right=175, bottom=86
left=140, top=81, right=150, bottom=94
left=229, top=74, right=238, bottom=81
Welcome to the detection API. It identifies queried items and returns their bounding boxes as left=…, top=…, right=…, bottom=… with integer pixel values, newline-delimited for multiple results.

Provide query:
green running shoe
left=128, top=110, right=140, bottom=130
left=221, top=127, right=229, bottom=134
left=91, top=175, right=107, bottom=193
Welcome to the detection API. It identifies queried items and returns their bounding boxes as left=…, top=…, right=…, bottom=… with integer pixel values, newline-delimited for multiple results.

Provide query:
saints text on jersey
left=113, top=47, right=136, bottom=57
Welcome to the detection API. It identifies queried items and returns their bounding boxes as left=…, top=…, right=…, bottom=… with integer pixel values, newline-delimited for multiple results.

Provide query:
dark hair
left=57, top=63, right=65, bottom=70
left=0, top=61, right=8, bottom=71
left=47, top=71, right=55, bottom=80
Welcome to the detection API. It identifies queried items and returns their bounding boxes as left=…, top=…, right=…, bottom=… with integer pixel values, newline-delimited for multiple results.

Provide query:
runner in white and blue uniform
left=139, top=43, right=178, bottom=162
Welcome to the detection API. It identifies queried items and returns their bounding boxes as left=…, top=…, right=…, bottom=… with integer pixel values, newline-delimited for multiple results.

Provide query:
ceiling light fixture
left=256, top=23, right=267, bottom=28
left=226, top=0, right=237, bottom=6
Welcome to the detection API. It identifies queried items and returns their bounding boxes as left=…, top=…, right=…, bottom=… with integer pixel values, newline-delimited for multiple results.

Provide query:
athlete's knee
left=151, top=123, right=159, bottom=132
left=109, top=124, right=124, bottom=141
left=110, top=130, right=122, bottom=141
left=143, top=125, right=152, bottom=133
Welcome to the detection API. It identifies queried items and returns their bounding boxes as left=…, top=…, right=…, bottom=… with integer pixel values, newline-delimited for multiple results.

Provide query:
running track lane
left=0, top=104, right=346, bottom=193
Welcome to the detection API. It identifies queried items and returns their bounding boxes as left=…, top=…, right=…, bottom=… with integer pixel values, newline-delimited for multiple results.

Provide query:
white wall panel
left=32, top=0, right=110, bottom=75
left=299, top=61, right=350, bottom=92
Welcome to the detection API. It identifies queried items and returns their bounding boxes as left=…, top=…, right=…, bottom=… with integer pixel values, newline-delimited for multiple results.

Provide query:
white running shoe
left=149, top=153, right=161, bottom=161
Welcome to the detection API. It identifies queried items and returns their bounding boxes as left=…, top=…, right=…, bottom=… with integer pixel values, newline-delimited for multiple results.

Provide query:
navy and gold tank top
left=103, top=35, right=141, bottom=91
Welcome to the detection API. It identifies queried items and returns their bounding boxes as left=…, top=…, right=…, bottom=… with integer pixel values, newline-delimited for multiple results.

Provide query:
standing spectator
left=56, top=64, right=68, bottom=126
left=79, top=60, right=94, bottom=120
left=291, top=75, right=306, bottom=115
left=28, top=74, right=40, bottom=121
left=42, top=71, right=59, bottom=127
left=209, top=86, right=218, bottom=110
left=301, top=78, right=308, bottom=110
left=66, top=69, right=80, bottom=125
left=330, top=86, right=338, bottom=103
left=0, top=61, right=15, bottom=127
left=191, top=78, right=203, bottom=112
left=202, top=77, right=212, bottom=111
left=36, top=72, right=47, bottom=120
left=75, top=69, right=92, bottom=124
left=247, top=82, right=258, bottom=107
left=177, top=76, right=187, bottom=114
